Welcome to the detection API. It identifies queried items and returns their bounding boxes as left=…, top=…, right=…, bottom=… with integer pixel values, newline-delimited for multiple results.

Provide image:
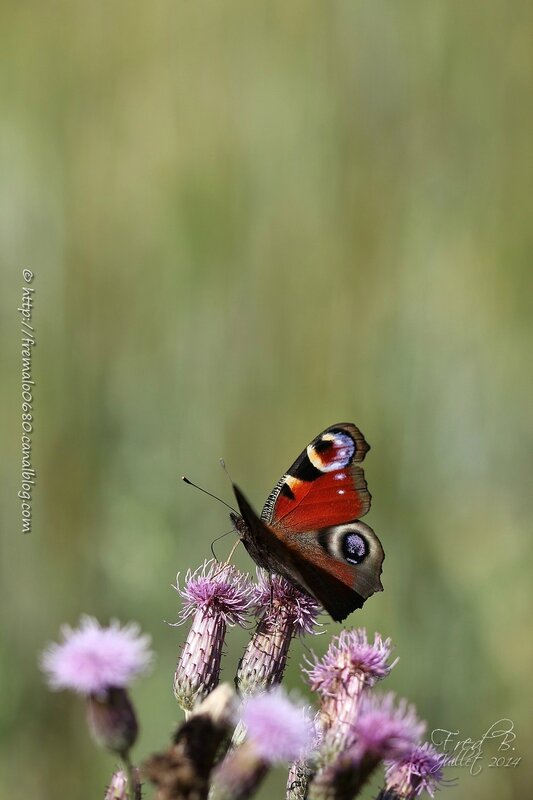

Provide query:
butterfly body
left=231, top=423, right=384, bottom=622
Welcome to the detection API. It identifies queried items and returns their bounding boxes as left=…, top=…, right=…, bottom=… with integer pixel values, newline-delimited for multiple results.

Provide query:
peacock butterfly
left=230, top=422, right=384, bottom=622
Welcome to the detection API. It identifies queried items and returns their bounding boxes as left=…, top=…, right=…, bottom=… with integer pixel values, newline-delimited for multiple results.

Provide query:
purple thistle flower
left=307, top=629, right=396, bottom=696
left=211, top=689, right=313, bottom=800
left=308, top=694, right=425, bottom=800
left=351, top=692, right=426, bottom=763
left=172, top=560, right=253, bottom=711
left=384, top=742, right=450, bottom=798
left=306, top=629, right=396, bottom=753
left=236, top=570, right=320, bottom=696
left=242, top=687, right=314, bottom=764
left=41, top=616, right=153, bottom=695
left=176, top=560, right=252, bottom=626
left=41, top=617, right=152, bottom=760
left=252, top=570, right=320, bottom=636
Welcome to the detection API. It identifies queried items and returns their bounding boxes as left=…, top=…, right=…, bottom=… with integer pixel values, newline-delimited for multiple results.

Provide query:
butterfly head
left=230, top=511, right=247, bottom=539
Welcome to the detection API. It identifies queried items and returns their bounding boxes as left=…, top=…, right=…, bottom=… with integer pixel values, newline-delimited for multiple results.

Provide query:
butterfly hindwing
left=233, top=483, right=384, bottom=623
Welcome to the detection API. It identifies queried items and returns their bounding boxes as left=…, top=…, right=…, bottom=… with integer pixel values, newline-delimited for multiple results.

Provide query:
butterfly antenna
left=181, top=475, right=237, bottom=514
left=219, top=457, right=235, bottom=484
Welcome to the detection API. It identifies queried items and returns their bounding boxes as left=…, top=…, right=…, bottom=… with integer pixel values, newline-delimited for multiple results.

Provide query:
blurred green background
left=1, top=1, right=532, bottom=798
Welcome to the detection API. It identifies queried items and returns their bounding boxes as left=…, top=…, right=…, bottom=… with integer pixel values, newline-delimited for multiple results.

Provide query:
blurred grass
left=1, top=1, right=532, bottom=798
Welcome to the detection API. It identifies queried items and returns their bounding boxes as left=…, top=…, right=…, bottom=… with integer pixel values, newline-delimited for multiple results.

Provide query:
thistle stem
left=122, top=754, right=140, bottom=800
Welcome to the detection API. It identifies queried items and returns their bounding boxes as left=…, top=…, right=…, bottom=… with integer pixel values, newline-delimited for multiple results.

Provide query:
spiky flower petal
left=307, top=629, right=395, bottom=696
left=41, top=616, right=153, bottom=695
left=252, top=570, right=320, bottom=636
left=175, top=560, right=253, bottom=626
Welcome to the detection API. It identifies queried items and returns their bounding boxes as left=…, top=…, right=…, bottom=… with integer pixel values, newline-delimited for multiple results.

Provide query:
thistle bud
left=236, top=571, right=319, bottom=697
left=86, top=687, right=138, bottom=757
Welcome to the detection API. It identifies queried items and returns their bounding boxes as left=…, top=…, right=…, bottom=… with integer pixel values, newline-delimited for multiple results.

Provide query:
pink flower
left=307, top=694, right=426, bottom=800
left=384, top=742, right=451, bottom=798
left=175, top=560, right=253, bottom=626
left=172, top=560, right=253, bottom=710
left=306, top=629, right=396, bottom=696
left=41, top=616, right=153, bottom=695
left=306, top=629, right=397, bottom=753
left=211, top=690, right=314, bottom=800
left=252, top=570, right=320, bottom=636
left=242, top=688, right=314, bottom=764
left=351, top=692, right=426, bottom=763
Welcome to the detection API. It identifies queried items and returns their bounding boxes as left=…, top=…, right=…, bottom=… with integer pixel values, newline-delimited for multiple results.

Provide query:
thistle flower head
left=236, top=571, right=320, bottom=696
left=40, top=616, right=153, bottom=695
left=351, top=692, right=425, bottom=762
left=306, top=629, right=396, bottom=695
left=174, top=560, right=252, bottom=626
left=252, top=570, right=320, bottom=636
left=173, top=561, right=252, bottom=710
left=242, top=688, right=314, bottom=764
left=385, top=742, right=450, bottom=798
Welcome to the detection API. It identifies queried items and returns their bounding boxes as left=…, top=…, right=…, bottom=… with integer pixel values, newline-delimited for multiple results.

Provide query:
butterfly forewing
left=261, top=423, right=371, bottom=533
